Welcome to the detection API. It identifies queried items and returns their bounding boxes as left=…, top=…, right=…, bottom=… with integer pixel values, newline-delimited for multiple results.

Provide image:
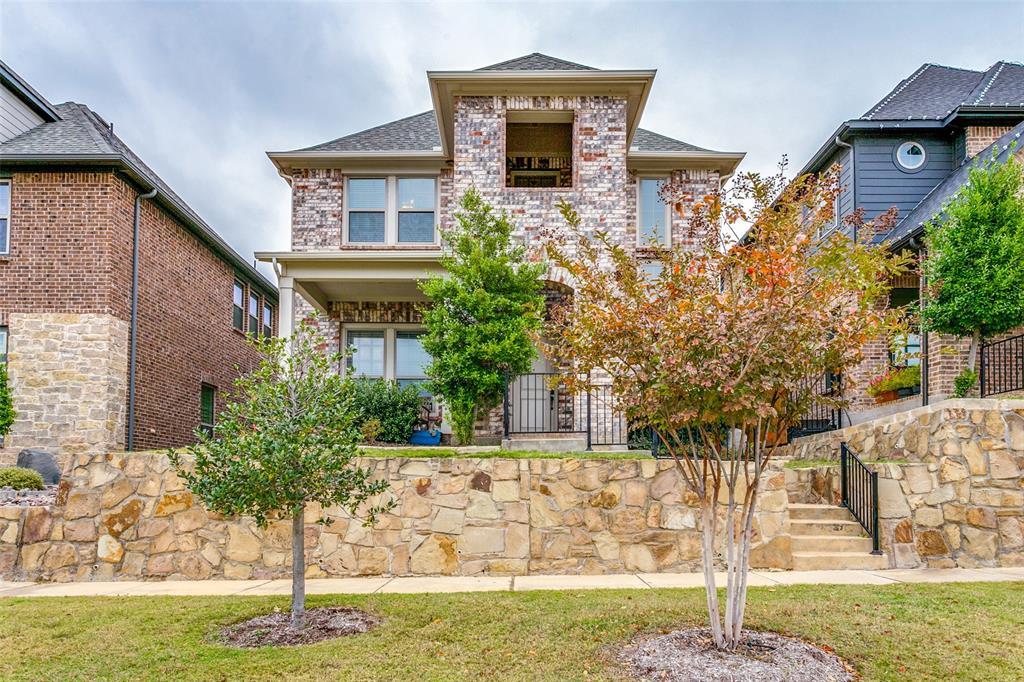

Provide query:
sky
left=2, top=1, right=1022, bottom=279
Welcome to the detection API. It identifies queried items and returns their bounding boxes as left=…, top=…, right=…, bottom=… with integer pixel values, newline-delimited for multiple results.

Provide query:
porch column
left=278, top=275, right=295, bottom=344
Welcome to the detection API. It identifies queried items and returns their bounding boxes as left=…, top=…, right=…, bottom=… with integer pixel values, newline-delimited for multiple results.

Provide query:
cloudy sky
left=2, top=1, right=1021, bottom=278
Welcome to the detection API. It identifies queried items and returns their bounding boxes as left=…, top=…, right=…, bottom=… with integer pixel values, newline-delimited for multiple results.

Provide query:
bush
left=0, top=466, right=45, bottom=490
left=349, top=379, right=422, bottom=444
left=953, top=368, right=978, bottom=398
left=0, top=364, right=14, bottom=440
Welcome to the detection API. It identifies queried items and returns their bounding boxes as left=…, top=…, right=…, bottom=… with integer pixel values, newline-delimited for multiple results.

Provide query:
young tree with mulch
left=545, top=164, right=908, bottom=651
left=171, top=319, right=393, bottom=631
left=922, top=151, right=1024, bottom=394
left=419, top=188, right=546, bottom=444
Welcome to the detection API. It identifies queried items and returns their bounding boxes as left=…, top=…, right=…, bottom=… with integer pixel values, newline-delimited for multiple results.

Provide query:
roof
left=886, top=120, right=1024, bottom=247
left=0, top=58, right=59, bottom=122
left=0, top=102, right=276, bottom=299
left=476, top=53, right=597, bottom=72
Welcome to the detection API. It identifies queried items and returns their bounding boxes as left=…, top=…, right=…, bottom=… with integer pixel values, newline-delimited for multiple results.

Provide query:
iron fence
left=788, top=372, right=842, bottom=440
left=980, top=333, right=1024, bottom=397
left=840, top=442, right=881, bottom=554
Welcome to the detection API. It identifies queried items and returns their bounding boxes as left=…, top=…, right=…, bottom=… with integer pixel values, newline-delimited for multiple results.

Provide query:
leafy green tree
left=923, top=152, right=1024, bottom=387
left=0, top=364, right=14, bottom=441
left=419, top=189, right=546, bottom=444
left=170, top=319, right=393, bottom=630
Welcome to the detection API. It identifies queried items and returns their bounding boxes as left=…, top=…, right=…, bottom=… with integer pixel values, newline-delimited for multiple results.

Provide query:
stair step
left=791, top=535, right=875, bottom=553
left=792, top=551, right=888, bottom=571
left=788, top=503, right=855, bottom=521
left=789, top=519, right=866, bottom=537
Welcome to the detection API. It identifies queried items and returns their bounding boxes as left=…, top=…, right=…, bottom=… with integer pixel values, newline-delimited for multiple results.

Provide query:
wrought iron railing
left=980, top=333, right=1024, bottom=397
left=840, top=442, right=881, bottom=554
left=503, top=373, right=631, bottom=448
left=788, top=372, right=842, bottom=440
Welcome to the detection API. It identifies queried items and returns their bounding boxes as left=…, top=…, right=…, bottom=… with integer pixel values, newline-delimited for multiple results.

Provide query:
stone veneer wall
left=4, top=312, right=129, bottom=459
left=0, top=454, right=791, bottom=582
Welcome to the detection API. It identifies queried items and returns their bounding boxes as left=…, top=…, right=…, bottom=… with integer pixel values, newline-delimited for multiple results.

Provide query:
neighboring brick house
left=796, top=61, right=1024, bottom=425
left=0, top=59, right=277, bottom=460
left=257, top=53, right=744, bottom=446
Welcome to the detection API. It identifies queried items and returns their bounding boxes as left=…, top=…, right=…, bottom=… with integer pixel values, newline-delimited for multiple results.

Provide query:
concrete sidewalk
left=1, top=567, right=1022, bottom=598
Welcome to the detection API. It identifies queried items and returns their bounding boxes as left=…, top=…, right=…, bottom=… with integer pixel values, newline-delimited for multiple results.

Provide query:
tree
left=0, top=364, right=13, bottom=442
left=545, top=164, right=908, bottom=650
left=170, top=319, right=393, bottom=630
left=419, top=188, right=546, bottom=444
left=922, top=151, right=1024, bottom=387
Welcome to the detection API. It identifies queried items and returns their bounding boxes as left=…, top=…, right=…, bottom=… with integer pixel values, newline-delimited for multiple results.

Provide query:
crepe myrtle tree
left=170, top=318, right=394, bottom=630
left=923, top=150, right=1024, bottom=392
left=419, top=188, right=546, bottom=444
left=544, top=163, right=908, bottom=650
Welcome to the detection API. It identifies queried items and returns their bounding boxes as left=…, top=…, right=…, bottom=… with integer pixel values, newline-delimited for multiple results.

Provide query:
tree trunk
left=291, top=504, right=306, bottom=630
left=699, top=500, right=725, bottom=649
left=967, top=329, right=981, bottom=373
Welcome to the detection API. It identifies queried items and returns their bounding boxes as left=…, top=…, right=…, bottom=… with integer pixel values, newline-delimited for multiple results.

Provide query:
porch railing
left=840, top=442, right=881, bottom=554
left=980, top=333, right=1024, bottom=397
left=788, top=372, right=843, bottom=440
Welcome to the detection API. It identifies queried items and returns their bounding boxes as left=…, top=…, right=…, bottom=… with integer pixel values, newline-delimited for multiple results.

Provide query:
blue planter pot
left=409, top=429, right=441, bottom=446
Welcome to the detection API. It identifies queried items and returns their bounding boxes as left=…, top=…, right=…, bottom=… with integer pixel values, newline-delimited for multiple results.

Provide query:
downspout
left=834, top=136, right=855, bottom=242
left=916, top=239, right=929, bottom=406
left=126, top=187, right=158, bottom=452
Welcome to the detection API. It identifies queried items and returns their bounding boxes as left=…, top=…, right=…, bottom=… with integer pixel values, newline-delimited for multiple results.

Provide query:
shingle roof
left=885, top=120, right=1024, bottom=246
left=631, top=128, right=715, bottom=153
left=0, top=102, right=276, bottom=298
left=477, top=53, right=597, bottom=71
left=863, top=61, right=1024, bottom=121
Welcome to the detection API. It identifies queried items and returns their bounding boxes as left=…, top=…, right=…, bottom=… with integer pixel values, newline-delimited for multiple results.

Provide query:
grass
left=359, top=447, right=649, bottom=460
left=783, top=458, right=910, bottom=469
left=1, top=583, right=1021, bottom=681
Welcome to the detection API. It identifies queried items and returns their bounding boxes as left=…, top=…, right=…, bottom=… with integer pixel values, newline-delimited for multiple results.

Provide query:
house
left=0, top=59, right=277, bottom=462
left=796, top=61, right=1024, bottom=426
left=257, top=53, right=744, bottom=447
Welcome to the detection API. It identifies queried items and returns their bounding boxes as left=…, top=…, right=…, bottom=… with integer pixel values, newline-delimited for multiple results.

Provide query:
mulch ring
left=218, top=607, right=381, bottom=648
left=617, top=627, right=855, bottom=682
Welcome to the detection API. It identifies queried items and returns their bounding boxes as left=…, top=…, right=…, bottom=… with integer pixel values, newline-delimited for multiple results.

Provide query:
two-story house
left=797, top=61, right=1024, bottom=425
left=257, top=53, right=744, bottom=447
left=0, top=59, right=277, bottom=464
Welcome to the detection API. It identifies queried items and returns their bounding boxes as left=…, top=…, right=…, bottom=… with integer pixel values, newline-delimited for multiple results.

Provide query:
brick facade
left=964, top=126, right=1014, bottom=161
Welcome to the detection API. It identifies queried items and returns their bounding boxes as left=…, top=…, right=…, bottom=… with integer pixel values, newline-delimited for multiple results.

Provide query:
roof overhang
left=427, top=69, right=657, bottom=157
left=628, top=150, right=746, bottom=176
left=0, top=60, right=60, bottom=122
left=266, top=150, right=448, bottom=177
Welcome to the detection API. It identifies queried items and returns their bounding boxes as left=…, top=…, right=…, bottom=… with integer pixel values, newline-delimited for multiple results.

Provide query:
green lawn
left=2, top=583, right=1021, bottom=681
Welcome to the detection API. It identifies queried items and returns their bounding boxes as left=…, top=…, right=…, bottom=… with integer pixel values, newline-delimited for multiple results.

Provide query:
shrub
left=953, top=368, right=978, bottom=398
left=0, top=466, right=45, bottom=490
left=360, top=418, right=382, bottom=444
left=0, top=364, right=14, bottom=440
left=349, top=379, right=422, bottom=444
left=866, top=365, right=922, bottom=397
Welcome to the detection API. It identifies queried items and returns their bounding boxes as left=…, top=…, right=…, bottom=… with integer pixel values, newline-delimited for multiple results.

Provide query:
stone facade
left=0, top=453, right=791, bottom=582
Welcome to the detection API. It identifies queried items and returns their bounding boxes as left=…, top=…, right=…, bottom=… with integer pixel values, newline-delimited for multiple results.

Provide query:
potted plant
left=867, top=365, right=921, bottom=403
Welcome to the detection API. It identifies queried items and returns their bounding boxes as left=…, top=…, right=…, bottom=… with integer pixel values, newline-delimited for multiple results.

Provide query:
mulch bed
left=218, top=607, right=381, bottom=648
left=617, top=627, right=854, bottom=682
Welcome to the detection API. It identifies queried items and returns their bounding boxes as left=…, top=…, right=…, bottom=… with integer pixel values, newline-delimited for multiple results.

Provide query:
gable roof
left=0, top=58, right=59, bottom=122
left=477, top=53, right=597, bottom=72
left=886, top=120, right=1024, bottom=248
left=0, top=102, right=276, bottom=300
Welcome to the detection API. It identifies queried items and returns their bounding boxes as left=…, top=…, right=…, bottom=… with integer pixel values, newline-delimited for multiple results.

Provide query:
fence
left=980, top=333, right=1024, bottom=397
left=840, top=442, right=881, bottom=554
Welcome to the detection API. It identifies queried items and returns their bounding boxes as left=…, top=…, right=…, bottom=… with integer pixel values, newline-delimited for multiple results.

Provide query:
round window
left=895, top=141, right=926, bottom=171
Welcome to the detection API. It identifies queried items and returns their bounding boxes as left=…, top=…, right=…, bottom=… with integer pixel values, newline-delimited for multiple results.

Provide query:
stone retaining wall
left=0, top=453, right=791, bottom=582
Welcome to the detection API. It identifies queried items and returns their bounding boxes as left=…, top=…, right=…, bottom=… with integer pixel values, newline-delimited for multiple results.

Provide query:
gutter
left=126, top=188, right=158, bottom=452
left=834, top=136, right=855, bottom=242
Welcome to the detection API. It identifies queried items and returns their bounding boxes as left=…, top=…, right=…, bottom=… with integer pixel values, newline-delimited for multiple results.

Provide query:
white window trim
left=895, top=140, right=927, bottom=172
left=342, top=175, right=441, bottom=247
left=636, top=175, right=672, bottom=248
left=0, top=179, right=10, bottom=255
left=342, top=323, right=427, bottom=381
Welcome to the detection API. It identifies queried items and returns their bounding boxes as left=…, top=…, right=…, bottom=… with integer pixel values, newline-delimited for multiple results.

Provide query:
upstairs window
left=506, top=111, right=574, bottom=188
left=397, top=178, right=436, bottom=243
left=232, top=281, right=244, bottom=331
left=347, top=178, right=387, bottom=243
left=895, top=141, right=926, bottom=172
left=637, top=177, right=670, bottom=247
left=262, top=302, right=273, bottom=339
left=0, top=181, right=9, bottom=254
left=248, top=291, right=260, bottom=335
left=199, top=384, right=216, bottom=437
left=346, top=177, right=437, bottom=245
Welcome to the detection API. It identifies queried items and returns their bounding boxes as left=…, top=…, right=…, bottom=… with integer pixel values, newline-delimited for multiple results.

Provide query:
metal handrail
left=980, top=333, right=1024, bottom=397
left=840, top=442, right=881, bottom=555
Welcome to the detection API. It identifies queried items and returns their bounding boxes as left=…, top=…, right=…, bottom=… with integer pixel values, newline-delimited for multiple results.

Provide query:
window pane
left=200, top=385, right=215, bottom=425
left=398, top=212, right=435, bottom=243
left=348, top=178, right=386, bottom=209
left=398, top=178, right=435, bottom=210
left=348, top=330, right=385, bottom=377
left=233, top=282, right=243, bottom=307
left=262, top=303, right=273, bottom=338
left=396, top=331, right=430, bottom=378
left=0, top=219, right=7, bottom=253
left=0, top=326, right=7, bottom=364
left=348, top=212, right=385, bottom=242
left=0, top=183, right=9, bottom=217
left=639, top=179, right=668, bottom=245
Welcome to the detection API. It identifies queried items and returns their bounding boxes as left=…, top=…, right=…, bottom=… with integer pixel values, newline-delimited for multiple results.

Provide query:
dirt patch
left=218, top=607, right=381, bottom=648
left=617, top=627, right=853, bottom=682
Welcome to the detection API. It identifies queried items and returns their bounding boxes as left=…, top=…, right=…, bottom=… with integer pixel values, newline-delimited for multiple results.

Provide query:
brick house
left=257, top=53, right=744, bottom=446
left=796, top=61, right=1024, bottom=427
left=0, top=59, right=277, bottom=461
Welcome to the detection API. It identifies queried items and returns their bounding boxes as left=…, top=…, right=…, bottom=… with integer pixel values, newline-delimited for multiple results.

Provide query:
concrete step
left=789, top=518, right=866, bottom=537
left=791, top=534, right=875, bottom=553
left=788, top=503, right=855, bottom=522
left=792, top=551, right=888, bottom=571
left=502, top=435, right=587, bottom=452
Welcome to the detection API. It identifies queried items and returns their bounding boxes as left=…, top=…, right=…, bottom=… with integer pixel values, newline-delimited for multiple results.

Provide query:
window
left=347, top=178, right=387, bottom=243
left=638, top=178, right=670, bottom=246
left=248, top=291, right=260, bottom=335
left=397, top=178, right=436, bottom=243
left=895, top=141, right=926, bottom=171
left=505, top=112, right=574, bottom=188
left=232, top=281, right=244, bottom=331
left=395, top=331, right=430, bottom=392
left=0, top=181, right=9, bottom=254
left=891, top=333, right=921, bottom=367
left=262, top=302, right=273, bottom=339
left=0, top=326, right=8, bottom=364
left=199, top=384, right=216, bottom=437
left=346, top=330, right=385, bottom=377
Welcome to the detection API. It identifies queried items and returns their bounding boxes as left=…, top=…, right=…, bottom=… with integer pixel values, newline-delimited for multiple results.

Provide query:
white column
left=278, top=276, right=294, bottom=343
